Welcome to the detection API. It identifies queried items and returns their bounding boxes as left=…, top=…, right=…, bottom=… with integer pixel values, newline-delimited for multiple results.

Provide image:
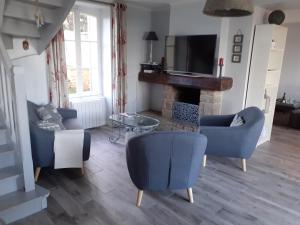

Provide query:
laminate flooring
left=12, top=126, right=300, bottom=225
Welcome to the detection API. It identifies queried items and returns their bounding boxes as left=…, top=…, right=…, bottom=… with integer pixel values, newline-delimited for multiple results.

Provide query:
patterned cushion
left=37, top=104, right=64, bottom=129
left=230, top=114, right=245, bottom=127
left=36, top=120, right=63, bottom=131
left=172, top=101, right=200, bottom=126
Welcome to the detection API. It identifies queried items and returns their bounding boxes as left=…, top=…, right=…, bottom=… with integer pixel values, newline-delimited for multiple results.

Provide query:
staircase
left=0, top=0, right=75, bottom=223
left=1, top=0, right=75, bottom=53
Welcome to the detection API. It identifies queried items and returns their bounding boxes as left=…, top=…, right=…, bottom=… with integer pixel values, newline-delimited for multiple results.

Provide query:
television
left=165, top=35, right=217, bottom=75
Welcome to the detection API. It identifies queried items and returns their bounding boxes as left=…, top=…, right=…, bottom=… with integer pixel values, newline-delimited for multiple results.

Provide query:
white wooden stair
left=1, top=0, right=75, bottom=53
left=0, top=114, right=49, bottom=224
left=0, top=185, right=49, bottom=224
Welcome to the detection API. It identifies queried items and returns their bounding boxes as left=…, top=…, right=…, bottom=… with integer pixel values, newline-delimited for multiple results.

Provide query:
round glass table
left=109, top=113, right=160, bottom=143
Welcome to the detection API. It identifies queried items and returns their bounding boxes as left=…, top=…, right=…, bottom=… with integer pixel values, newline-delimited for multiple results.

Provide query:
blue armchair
left=27, top=101, right=91, bottom=181
left=126, top=132, right=207, bottom=207
left=200, top=107, right=264, bottom=172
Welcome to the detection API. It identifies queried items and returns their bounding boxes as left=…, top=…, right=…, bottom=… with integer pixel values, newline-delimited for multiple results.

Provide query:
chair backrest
left=172, top=101, right=200, bottom=126
left=126, top=132, right=207, bottom=191
left=238, top=107, right=264, bottom=128
left=27, top=101, right=40, bottom=123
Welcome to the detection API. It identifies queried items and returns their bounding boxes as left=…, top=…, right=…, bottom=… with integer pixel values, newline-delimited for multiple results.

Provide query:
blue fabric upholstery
left=27, top=101, right=91, bottom=167
left=200, top=107, right=264, bottom=159
left=126, top=132, right=207, bottom=191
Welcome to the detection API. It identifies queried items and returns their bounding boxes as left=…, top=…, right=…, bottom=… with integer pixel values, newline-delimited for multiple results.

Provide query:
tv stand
left=138, top=71, right=233, bottom=91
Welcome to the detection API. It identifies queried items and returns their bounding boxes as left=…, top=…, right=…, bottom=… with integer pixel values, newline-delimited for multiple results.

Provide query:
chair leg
left=81, top=162, right=85, bottom=176
left=202, top=155, right=207, bottom=167
left=241, top=159, right=247, bottom=172
left=34, top=167, right=41, bottom=182
left=187, top=188, right=194, bottom=203
left=136, top=190, right=143, bottom=207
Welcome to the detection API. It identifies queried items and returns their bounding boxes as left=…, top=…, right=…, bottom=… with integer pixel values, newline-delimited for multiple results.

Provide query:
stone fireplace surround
left=138, top=71, right=233, bottom=122
left=162, top=85, right=223, bottom=120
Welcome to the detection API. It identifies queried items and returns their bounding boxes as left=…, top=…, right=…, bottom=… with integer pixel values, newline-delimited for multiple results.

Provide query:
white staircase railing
left=0, top=36, right=35, bottom=192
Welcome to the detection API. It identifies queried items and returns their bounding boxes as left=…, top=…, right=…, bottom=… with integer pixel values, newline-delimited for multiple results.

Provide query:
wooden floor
left=13, top=126, right=300, bottom=225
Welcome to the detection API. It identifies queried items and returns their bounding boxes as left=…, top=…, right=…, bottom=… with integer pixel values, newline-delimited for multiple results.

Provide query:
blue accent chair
left=27, top=101, right=91, bottom=181
left=126, top=132, right=207, bottom=207
left=200, top=107, right=264, bottom=172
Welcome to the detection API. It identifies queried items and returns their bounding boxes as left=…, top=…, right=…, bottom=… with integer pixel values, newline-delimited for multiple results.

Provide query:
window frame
left=65, top=5, right=104, bottom=99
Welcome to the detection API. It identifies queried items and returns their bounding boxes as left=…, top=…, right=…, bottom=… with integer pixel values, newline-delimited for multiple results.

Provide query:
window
left=64, top=7, right=101, bottom=97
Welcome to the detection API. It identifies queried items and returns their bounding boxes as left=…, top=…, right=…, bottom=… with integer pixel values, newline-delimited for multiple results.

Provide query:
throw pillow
left=37, top=104, right=62, bottom=121
left=36, top=104, right=64, bottom=129
left=230, top=114, right=245, bottom=127
left=36, top=121, right=63, bottom=131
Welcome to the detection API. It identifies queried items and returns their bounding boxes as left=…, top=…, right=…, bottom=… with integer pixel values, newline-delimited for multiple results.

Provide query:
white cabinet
left=246, top=25, right=287, bottom=144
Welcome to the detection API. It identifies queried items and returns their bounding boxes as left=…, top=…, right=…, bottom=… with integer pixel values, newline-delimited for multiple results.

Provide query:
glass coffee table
left=109, top=113, right=160, bottom=143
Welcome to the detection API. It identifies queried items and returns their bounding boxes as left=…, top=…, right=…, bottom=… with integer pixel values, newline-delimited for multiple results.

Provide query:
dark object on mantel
left=138, top=72, right=233, bottom=91
left=140, top=63, right=163, bottom=73
left=268, top=10, right=285, bottom=25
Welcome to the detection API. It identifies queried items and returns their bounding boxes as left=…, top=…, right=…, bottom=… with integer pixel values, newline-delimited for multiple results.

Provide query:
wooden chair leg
left=202, top=155, right=207, bottom=167
left=34, top=167, right=41, bottom=182
left=241, top=159, right=247, bottom=172
left=187, top=188, right=194, bottom=203
left=136, top=190, right=143, bottom=207
left=81, top=162, right=85, bottom=176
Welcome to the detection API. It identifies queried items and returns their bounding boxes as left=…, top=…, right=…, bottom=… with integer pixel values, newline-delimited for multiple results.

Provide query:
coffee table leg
left=109, top=122, right=122, bottom=143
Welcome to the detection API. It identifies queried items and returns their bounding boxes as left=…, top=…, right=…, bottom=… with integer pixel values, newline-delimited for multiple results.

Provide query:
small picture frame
left=234, top=34, right=244, bottom=44
left=232, top=54, right=241, bottom=63
left=233, top=44, right=242, bottom=53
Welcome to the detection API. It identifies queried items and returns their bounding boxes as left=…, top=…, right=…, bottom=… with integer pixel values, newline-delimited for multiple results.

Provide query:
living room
left=0, top=0, right=300, bottom=224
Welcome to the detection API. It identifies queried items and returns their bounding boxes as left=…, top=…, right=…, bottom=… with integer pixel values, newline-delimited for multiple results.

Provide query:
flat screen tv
left=165, top=35, right=217, bottom=75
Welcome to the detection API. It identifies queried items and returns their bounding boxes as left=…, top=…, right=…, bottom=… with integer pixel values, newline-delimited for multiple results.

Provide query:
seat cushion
left=63, top=118, right=83, bottom=130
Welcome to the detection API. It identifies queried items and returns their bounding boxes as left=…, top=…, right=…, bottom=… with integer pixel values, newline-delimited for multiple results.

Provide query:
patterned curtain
left=46, top=28, right=69, bottom=108
left=112, top=3, right=127, bottom=113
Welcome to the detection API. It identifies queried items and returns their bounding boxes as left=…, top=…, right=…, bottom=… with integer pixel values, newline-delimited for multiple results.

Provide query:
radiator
left=70, top=97, right=106, bottom=129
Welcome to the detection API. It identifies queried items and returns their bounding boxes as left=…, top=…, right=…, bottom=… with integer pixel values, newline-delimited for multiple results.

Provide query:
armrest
left=200, top=126, right=255, bottom=159
left=57, top=108, right=77, bottom=120
left=29, top=124, right=55, bottom=167
left=200, top=114, right=234, bottom=126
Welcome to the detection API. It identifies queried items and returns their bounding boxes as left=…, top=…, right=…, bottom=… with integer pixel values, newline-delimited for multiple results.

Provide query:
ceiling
left=126, top=0, right=300, bottom=10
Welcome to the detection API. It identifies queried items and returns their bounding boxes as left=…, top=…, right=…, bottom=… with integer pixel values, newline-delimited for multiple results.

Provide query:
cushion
left=37, top=104, right=64, bottom=129
left=37, top=104, right=62, bottom=121
left=230, top=114, right=244, bottom=127
left=36, top=120, right=63, bottom=131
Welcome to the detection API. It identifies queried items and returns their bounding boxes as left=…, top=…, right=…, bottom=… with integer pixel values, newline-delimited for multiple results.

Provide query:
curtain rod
left=80, top=0, right=115, bottom=7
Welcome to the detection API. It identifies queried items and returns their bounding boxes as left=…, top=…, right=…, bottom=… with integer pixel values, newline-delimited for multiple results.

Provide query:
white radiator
left=70, top=97, right=106, bottom=129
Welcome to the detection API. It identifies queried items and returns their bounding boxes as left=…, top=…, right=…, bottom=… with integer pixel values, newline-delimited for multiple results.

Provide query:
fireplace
left=162, top=85, right=222, bottom=119
left=138, top=71, right=233, bottom=120
left=176, top=87, right=200, bottom=105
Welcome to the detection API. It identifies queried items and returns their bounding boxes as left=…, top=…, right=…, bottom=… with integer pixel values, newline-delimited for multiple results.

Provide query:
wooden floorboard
left=12, top=126, right=300, bottom=225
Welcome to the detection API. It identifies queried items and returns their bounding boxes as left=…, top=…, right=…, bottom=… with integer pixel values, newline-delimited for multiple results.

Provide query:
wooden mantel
left=138, top=72, right=233, bottom=91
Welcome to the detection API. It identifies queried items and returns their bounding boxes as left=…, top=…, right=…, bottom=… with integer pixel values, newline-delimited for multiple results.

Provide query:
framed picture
left=234, top=34, right=244, bottom=44
left=232, top=54, right=241, bottom=63
left=233, top=45, right=242, bottom=53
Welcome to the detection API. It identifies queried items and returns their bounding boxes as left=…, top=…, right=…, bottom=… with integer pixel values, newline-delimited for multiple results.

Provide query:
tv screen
left=165, top=35, right=217, bottom=75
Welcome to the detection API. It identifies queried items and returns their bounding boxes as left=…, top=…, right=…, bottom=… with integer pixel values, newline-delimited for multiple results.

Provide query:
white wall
left=222, top=6, right=266, bottom=114
left=149, top=7, right=170, bottom=111
left=126, top=5, right=151, bottom=113
left=8, top=39, right=48, bottom=105
left=278, top=23, right=300, bottom=102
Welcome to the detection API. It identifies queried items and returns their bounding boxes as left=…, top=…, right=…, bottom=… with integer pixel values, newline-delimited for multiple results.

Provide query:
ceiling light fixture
left=203, top=0, right=254, bottom=17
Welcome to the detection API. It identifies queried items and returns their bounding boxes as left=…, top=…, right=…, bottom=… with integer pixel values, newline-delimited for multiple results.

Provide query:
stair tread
left=0, top=144, right=14, bottom=154
left=0, top=166, right=19, bottom=180
left=0, top=185, right=49, bottom=212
